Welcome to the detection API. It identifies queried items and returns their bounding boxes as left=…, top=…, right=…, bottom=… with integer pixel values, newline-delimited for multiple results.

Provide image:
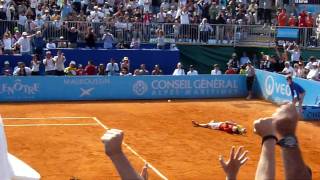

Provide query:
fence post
left=233, top=25, right=237, bottom=47
left=303, top=28, right=307, bottom=49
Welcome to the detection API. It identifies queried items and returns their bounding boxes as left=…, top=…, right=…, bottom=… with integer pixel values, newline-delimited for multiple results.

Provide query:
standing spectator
left=139, top=64, right=149, bottom=75
left=85, top=60, right=97, bottom=75
left=3, top=32, right=12, bottom=55
left=240, top=52, right=250, bottom=66
left=106, top=58, right=120, bottom=76
left=172, top=62, right=185, bottom=75
left=1, top=61, right=12, bottom=76
left=85, top=27, right=96, bottom=49
left=187, top=65, right=198, bottom=75
left=306, top=62, right=319, bottom=81
left=157, top=7, right=166, bottom=23
left=97, top=64, right=106, bottom=75
left=280, top=61, right=294, bottom=76
left=178, top=7, right=190, bottom=41
left=13, top=32, right=33, bottom=55
left=67, top=27, right=79, bottom=48
left=76, top=64, right=85, bottom=75
left=61, top=0, right=73, bottom=20
left=17, top=12, right=27, bottom=32
left=151, top=64, right=163, bottom=75
left=33, top=14, right=45, bottom=29
left=156, top=29, right=165, bottom=49
left=30, top=55, right=41, bottom=75
left=43, top=51, right=56, bottom=75
left=277, top=8, right=288, bottom=26
left=32, top=31, right=45, bottom=56
left=286, top=43, right=301, bottom=64
left=102, top=29, right=114, bottom=49
left=199, top=18, right=213, bottom=43
left=211, top=64, right=222, bottom=75
left=225, top=64, right=237, bottom=74
left=288, top=14, right=297, bottom=26
left=64, top=61, right=77, bottom=76
left=316, top=14, right=320, bottom=41
left=130, top=37, right=141, bottom=49
left=53, top=50, right=66, bottom=76
left=120, top=57, right=130, bottom=72
left=262, top=0, right=272, bottom=26
left=295, top=62, right=306, bottom=78
left=298, top=10, right=307, bottom=27
left=228, top=53, right=240, bottom=72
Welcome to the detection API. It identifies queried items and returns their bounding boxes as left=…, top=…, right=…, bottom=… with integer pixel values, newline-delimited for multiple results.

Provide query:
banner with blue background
left=0, top=75, right=247, bottom=102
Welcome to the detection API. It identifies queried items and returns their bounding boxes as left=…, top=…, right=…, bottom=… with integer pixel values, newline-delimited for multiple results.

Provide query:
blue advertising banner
left=254, top=70, right=320, bottom=120
left=0, top=75, right=247, bottom=102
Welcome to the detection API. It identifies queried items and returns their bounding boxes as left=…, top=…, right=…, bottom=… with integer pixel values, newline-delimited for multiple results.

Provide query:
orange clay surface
left=1, top=99, right=320, bottom=180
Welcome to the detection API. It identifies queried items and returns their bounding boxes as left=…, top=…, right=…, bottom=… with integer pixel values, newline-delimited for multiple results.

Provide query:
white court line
left=92, top=117, right=168, bottom=180
left=3, top=117, right=94, bottom=120
left=4, top=123, right=100, bottom=127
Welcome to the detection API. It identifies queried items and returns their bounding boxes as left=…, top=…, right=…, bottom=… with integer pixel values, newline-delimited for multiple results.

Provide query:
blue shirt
left=289, top=82, right=305, bottom=99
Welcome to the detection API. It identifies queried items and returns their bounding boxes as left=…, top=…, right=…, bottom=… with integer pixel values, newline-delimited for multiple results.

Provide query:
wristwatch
left=277, top=136, right=298, bottom=148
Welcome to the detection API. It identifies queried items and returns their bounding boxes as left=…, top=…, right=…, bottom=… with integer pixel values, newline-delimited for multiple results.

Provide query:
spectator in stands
left=3, top=32, right=12, bottom=55
left=85, top=60, right=97, bottom=75
left=102, top=29, right=114, bottom=49
left=106, top=58, right=120, bottom=76
left=211, top=64, right=222, bottom=75
left=57, top=36, right=68, bottom=48
left=156, top=29, right=166, bottom=49
left=61, top=0, right=73, bottom=20
left=53, top=50, right=66, bottom=76
left=101, top=129, right=149, bottom=180
left=43, top=51, right=56, bottom=75
left=288, top=14, right=297, bottom=27
left=151, top=64, right=163, bottom=75
left=85, top=27, right=96, bottom=49
left=239, top=65, right=247, bottom=75
left=277, top=8, right=288, bottom=26
left=130, top=37, right=141, bottom=49
left=199, top=18, right=213, bottom=43
left=1, top=61, right=12, bottom=76
left=240, top=52, right=250, bottom=66
left=228, top=53, right=240, bottom=72
left=172, top=62, right=185, bottom=75
left=97, top=64, right=106, bottom=75
left=139, top=64, right=149, bottom=75
left=64, top=61, right=77, bottom=76
left=120, top=67, right=132, bottom=76
left=187, top=65, right=198, bottom=75
left=30, top=55, right=41, bottom=75
left=285, top=43, right=301, bottom=64
left=295, top=62, right=306, bottom=78
left=305, top=56, right=317, bottom=73
left=67, top=27, right=79, bottom=48
left=46, top=39, right=57, bottom=49
left=246, top=61, right=255, bottom=99
left=13, top=32, right=34, bottom=55
left=13, top=62, right=32, bottom=76
left=76, top=64, right=85, bottom=76
left=316, top=14, right=320, bottom=41
left=260, top=52, right=270, bottom=71
left=120, top=57, right=130, bottom=72
left=280, top=61, right=294, bottom=76
left=32, top=31, right=45, bottom=56
left=225, top=64, right=237, bottom=74
left=306, top=62, right=319, bottom=81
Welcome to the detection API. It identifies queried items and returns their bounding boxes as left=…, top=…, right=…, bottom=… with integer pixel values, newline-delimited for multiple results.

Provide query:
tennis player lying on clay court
left=192, top=120, right=246, bottom=134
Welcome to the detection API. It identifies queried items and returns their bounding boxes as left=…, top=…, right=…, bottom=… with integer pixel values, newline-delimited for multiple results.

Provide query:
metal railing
left=0, top=20, right=319, bottom=49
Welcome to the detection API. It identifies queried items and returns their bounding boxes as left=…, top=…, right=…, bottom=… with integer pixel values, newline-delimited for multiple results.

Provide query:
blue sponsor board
left=0, top=75, right=247, bottom=102
left=254, top=70, right=320, bottom=120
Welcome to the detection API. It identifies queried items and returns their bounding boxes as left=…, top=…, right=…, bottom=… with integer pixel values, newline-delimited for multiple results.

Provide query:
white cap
left=22, top=32, right=27, bottom=36
left=70, top=61, right=76, bottom=65
left=312, top=62, right=318, bottom=66
left=4, top=61, right=9, bottom=65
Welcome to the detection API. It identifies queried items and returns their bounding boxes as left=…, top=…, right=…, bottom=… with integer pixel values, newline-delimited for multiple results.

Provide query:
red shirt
left=85, top=65, right=97, bottom=75
left=225, top=69, right=236, bottom=74
left=288, top=16, right=297, bottom=26
left=306, top=16, right=314, bottom=27
left=298, top=12, right=307, bottom=27
left=219, top=123, right=234, bottom=134
left=278, top=12, right=288, bottom=26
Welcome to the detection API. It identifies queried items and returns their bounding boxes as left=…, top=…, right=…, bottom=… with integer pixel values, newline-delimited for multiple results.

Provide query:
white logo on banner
left=80, top=88, right=94, bottom=97
left=265, top=75, right=274, bottom=96
left=0, top=79, right=39, bottom=95
left=133, top=80, right=148, bottom=96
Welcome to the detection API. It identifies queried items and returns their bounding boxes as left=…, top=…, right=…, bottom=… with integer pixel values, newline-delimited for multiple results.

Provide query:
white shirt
left=3, top=38, right=12, bottom=50
left=282, top=66, right=294, bottom=75
left=16, top=37, right=31, bottom=53
left=287, top=49, right=301, bottom=62
left=173, top=68, right=185, bottom=75
left=18, top=15, right=27, bottom=26
left=106, top=63, right=119, bottom=76
left=46, top=42, right=56, bottom=49
left=30, top=0, right=38, bottom=8
left=211, top=69, right=222, bottom=75
left=307, top=69, right=319, bottom=80
left=180, top=11, right=189, bottom=24
left=53, top=55, right=66, bottom=71
left=187, top=70, right=198, bottom=75
left=13, top=67, right=32, bottom=76
left=43, top=58, right=55, bottom=71
left=31, top=61, right=40, bottom=72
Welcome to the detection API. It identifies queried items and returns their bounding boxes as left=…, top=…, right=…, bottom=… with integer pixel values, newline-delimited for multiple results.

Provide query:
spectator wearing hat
left=306, top=62, right=319, bottom=81
left=41, top=9, right=51, bottom=21
left=172, top=62, right=185, bottom=76
left=43, top=51, right=56, bottom=75
left=106, top=58, right=120, bottom=76
left=211, top=64, right=222, bottom=75
left=102, top=29, right=114, bottom=49
left=187, top=65, right=198, bottom=75
left=280, top=61, right=294, bottom=76
left=121, top=57, right=130, bottom=72
left=1, top=61, right=12, bottom=76
left=13, top=32, right=34, bottom=55
left=64, top=61, right=77, bottom=76
left=228, top=53, right=240, bottom=72
left=57, top=36, right=68, bottom=48
left=30, top=55, right=41, bottom=75
left=152, top=64, right=163, bottom=75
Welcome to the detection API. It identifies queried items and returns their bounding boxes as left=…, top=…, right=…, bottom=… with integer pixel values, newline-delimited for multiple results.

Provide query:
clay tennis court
left=1, top=99, right=320, bottom=180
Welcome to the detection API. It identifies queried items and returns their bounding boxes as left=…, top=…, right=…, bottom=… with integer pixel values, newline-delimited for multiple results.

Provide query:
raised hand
left=272, top=103, right=298, bottom=139
left=253, top=117, right=275, bottom=137
left=101, top=129, right=124, bottom=156
left=219, top=146, right=249, bottom=180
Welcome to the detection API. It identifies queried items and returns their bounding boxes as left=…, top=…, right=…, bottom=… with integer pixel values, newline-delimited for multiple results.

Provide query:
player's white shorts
left=207, top=121, right=222, bottom=130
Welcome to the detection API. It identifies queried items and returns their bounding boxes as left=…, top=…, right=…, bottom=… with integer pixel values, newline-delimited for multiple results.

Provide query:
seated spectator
left=152, top=65, right=163, bottom=75
left=97, top=64, right=106, bottom=75
left=239, top=65, right=247, bottom=75
left=225, top=64, right=237, bottom=74
left=211, top=64, right=222, bottom=75
left=296, top=62, right=306, bottom=78
left=228, top=53, right=240, bottom=72
left=304, top=56, right=317, bottom=73
left=130, top=37, right=141, bottom=49
left=13, top=62, right=32, bottom=76
left=30, top=55, right=41, bottom=76
left=3, top=32, right=13, bottom=55
left=76, top=64, right=85, bottom=75
left=280, top=62, right=294, bottom=76
left=106, top=58, right=120, bottom=76
left=120, top=67, right=132, bottom=76
left=57, top=36, right=68, bottom=48
left=187, top=65, right=198, bottom=75
left=120, top=57, right=130, bottom=72
left=53, top=50, right=66, bottom=76
left=46, top=39, right=57, bottom=49
left=1, top=61, right=12, bottom=76
left=64, top=61, right=77, bottom=76
left=84, top=60, right=97, bottom=75
left=133, top=69, right=141, bottom=76
left=139, top=64, right=149, bottom=75
left=156, top=29, right=165, bottom=49
left=306, top=62, right=319, bottom=81
left=102, top=29, right=114, bottom=49
left=43, top=51, right=56, bottom=75
left=85, top=27, right=96, bottom=49
left=172, top=62, right=185, bottom=75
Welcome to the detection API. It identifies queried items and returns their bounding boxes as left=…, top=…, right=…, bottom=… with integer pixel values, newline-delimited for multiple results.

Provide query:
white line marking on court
left=92, top=117, right=168, bottom=180
left=4, top=123, right=100, bottom=127
left=3, top=117, right=95, bottom=120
